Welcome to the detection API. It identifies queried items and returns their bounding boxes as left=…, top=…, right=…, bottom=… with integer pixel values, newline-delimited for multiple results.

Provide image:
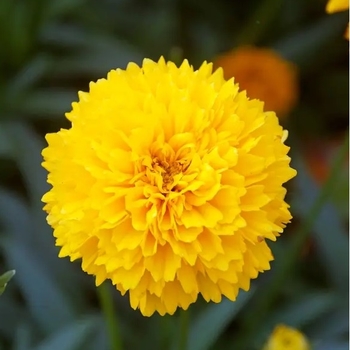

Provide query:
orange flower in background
left=326, top=0, right=349, bottom=39
left=213, top=46, right=298, bottom=118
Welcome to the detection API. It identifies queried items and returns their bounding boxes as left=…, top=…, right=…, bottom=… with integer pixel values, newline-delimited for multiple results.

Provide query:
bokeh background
left=0, top=0, right=348, bottom=349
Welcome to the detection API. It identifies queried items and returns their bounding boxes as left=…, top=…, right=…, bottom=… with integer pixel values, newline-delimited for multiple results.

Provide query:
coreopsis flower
left=263, top=324, right=311, bottom=350
left=213, top=46, right=298, bottom=118
left=326, top=0, right=349, bottom=39
left=42, top=57, right=296, bottom=316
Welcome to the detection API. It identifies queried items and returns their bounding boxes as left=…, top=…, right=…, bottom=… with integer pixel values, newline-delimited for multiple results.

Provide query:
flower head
left=42, top=58, right=296, bottom=316
left=326, top=0, right=348, bottom=13
left=326, top=0, right=349, bottom=39
left=263, top=324, right=311, bottom=350
left=213, top=46, right=298, bottom=118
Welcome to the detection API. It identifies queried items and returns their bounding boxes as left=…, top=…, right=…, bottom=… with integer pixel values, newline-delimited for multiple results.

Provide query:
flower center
left=149, top=156, right=192, bottom=192
left=152, top=158, right=182, bottom=189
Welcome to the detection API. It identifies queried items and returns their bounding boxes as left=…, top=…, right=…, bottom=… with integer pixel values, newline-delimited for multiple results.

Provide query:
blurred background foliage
left=0, top=0, right=348, bottom=349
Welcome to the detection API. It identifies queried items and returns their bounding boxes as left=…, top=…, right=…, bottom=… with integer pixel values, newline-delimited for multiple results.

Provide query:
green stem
left=160, top=315, right=172, bottom=349
left=179, top=309, right=190, bottom=350
left=237, top=133, right=349, bottom=347
left=97, top=283, right=123, bottom=350
left=235, top=0, right=283, bottom=46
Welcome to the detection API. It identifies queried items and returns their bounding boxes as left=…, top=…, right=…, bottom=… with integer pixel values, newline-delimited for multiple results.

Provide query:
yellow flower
left=213, top=46, right=298, bottom=118
left=326, top=0, right=349, bottom=39
left=263, top=324, right=311, bottom=350
left=326, top=0, right=348, bottom=13
left=42, top=58, right=296, bottom=316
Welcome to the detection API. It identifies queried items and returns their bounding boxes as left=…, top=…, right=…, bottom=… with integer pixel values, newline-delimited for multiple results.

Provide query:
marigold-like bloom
left=326, top=0, right=348, bottom=13
left=263, top=324, right=311, bottom=350
left=326, top=0, right=349, bottom=39
left=42, top=58, right=296, bottom=316
left=213, top=46, right=298, bottom=118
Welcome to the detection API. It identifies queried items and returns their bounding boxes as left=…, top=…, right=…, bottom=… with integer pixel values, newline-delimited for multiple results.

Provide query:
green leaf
left=308, top=308, right=348, bottom=341
left=2, top=239, right=77, bottom=335
left=6, top=55, right=53, bottom=98
left=0, top=270, right=15, bottom=295
left=33, top=317, right=97, bottom=350
left=313, top=342, right=349, bottom=350
left=41, top=25, right=144, bottom=77
left=235, top=0, right=283, bottom=46
left=0, top=122, right=65, bottom=265
left=0, top=123, right=89, bottom=313
left=250, top=291, right=341, bottom=349
left=265, top=292, right=339, bottom=327
left=0, top=187, right=42, bottom=251
left=44, top=0, right=87, bottom=20
left=189, top=19, right=223, bottom=66
left=313, top=70, right=350, bottom=116
left=187, top=289, right=256, bottom=350
left=13, top=322, right=35, bottom=350
left=0, top=292, right=24, bottom=339
left=0, top=122, right=49, bottom=207
left=291, top=155, right=349, bottom=294
left=274, top=13, right=348, bottom=72
left=79, top=319, right=109, bottom=350
left=0, top=126, right=12, bottom=156
left=11, top=89, right=76, bottom=119
left=8, top=0, right=33, bottom=65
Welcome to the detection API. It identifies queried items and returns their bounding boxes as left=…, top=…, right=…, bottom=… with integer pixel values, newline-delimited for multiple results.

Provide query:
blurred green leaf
left=308, top=308, right=349, bottom=341
left=6, top=55, right=53, bottom=98
left=0, top=122, right=72, bottom=272
left=2, top=239, right=77, bottom=335
left=0, top=188, right=39, bottom=249
left=52, top=53, right=134, bottom=78
left=0, top=127, right=12, bottom=156
left=0, top=121, right=91, bottom=313
left=79, top=319, right=109, bottom=350
left=0, top=186, right=89, bottom=315
left=1, top=122, right=49, bottom=206
left=0, top=292, right=24, bottom=339
left=291, top=154, right=349, bottom=294
left=274, top=13, right=348, bottom=72
left=39, top=23, right=97, bottom=48
left=0, top=270, right=15, bottom=295
left=313, top=342, right=349, bottom=350
left=7, top=89, right=76, bottom=119
left=312, top=70, right=350, bottom=116
left=188, top=289, right=256, bottom=350
left=330, top=166, right=349, bottom=220
left=44, top=0, right=87, bottom=20
left=33, top=317, right=97, bottom=350
left=268, top=292, right=340, bottom=327
left=13, top=323, right=35, bottom=350
left=250, top=291, right=341, bottom=349
left=8, top=1, right=33, bottom=65
left=190, top=19, right=223, bottom=65
left=40, top=25, right=144, bottom=77
left=235, top=0, right=283, bottom=46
